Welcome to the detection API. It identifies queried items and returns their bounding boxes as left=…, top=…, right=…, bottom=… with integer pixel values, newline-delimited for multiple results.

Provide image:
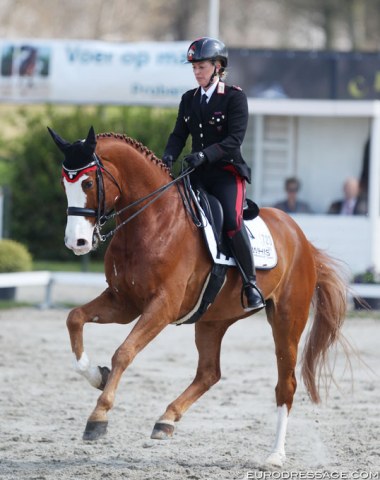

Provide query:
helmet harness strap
left=206, top=63, right=217, bottom=88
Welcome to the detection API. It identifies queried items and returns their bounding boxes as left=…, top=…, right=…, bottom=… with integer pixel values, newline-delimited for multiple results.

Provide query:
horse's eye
left=83, top=180, right=94, bottom=190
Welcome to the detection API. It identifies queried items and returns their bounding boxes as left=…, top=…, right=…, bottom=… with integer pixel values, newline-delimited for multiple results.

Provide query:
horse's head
left=48, top=126, right=117, bottom=255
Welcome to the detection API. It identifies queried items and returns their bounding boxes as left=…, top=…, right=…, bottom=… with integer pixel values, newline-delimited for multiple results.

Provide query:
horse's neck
left=120, top=158, right=169, bottom=203
left=107, top=146, right=177, bottom=222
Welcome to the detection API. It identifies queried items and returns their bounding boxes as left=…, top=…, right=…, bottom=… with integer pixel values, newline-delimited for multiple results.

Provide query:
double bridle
left=64, top=153, right=197, bottom=244
left=65, top=154, right=111, bottom=222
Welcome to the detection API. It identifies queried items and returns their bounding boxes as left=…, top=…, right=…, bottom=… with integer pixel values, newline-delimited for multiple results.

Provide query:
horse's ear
left=47, top=127, right=71, bottom=153
left=85, top=126, right=97, bottom=150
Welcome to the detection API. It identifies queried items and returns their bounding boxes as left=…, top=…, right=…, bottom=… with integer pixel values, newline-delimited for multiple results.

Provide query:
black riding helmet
left=186, top=37, right=228, bottom=68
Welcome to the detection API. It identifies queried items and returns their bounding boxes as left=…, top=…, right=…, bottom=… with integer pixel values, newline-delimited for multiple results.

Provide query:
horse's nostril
left=77, top=239, right=86, bottom=247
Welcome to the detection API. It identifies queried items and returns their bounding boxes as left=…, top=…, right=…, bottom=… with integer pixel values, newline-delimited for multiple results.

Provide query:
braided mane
left=96, top=132, right=169, bottom=172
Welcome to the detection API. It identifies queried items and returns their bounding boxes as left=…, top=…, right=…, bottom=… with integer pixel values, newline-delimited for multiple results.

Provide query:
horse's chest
left=106, top=256, right=144, bottom=296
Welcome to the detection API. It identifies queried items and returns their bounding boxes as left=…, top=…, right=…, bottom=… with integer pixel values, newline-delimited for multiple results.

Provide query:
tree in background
left=1, top=0, right=380, bottom=51
left=282, top=0, right=376, bottom=50
left=4, top=105, right=177, bottom=260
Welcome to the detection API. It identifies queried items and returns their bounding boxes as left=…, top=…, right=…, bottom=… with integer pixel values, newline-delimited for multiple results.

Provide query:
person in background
left=161, top=37, right=265, bottom=310
left=273, top=177, right=313, bottom=213
left=327, top=177, right=368, bottom=215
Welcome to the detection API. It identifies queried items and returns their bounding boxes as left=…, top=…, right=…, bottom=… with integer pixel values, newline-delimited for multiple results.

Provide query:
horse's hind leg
left=151, top=320, right=231, bottom=439
left=265, top=298, right=311, bottom=468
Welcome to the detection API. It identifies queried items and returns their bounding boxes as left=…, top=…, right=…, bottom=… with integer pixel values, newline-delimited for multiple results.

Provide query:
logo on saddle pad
left=202, top=214, right=277, bottom=270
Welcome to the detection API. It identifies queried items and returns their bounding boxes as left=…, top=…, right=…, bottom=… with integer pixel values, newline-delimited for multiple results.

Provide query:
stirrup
left=240, top=283, right=266, bottom=311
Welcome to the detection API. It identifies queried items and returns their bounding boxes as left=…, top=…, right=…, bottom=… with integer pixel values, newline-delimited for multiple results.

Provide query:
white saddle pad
left=201, top=214, right=277, bottom=270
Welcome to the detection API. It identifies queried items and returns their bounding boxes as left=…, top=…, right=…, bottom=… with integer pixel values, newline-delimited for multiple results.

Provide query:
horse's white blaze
left=63, top=177, right=95, bottom=255
left=266, top=404, right=288, bottom=467
left=74, top=351, right=102, bottom=388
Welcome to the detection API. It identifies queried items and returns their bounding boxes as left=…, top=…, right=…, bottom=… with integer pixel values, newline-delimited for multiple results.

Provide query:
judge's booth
left=242, top=99, right=380, bottom=277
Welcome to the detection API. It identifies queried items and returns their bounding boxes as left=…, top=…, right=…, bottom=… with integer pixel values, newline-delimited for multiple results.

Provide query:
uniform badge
left=217, top=82, right=225, bottom=94
left=210, top=112, right=225, bottom=128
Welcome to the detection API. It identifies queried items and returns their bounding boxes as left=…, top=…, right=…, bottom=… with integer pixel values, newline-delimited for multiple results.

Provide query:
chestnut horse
left=49, top=127, right=348, bottom=468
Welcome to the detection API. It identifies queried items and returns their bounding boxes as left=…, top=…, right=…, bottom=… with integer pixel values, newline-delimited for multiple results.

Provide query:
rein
left=96, top=166, right=196, bottom=242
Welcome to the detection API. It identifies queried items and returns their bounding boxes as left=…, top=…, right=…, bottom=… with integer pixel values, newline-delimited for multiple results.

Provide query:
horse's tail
left=301, top=245, right=350, bottom=403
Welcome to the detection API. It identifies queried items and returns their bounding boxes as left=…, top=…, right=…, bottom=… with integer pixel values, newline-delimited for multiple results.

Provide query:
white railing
left=0, top=271, right=107, bottom=308
left=350, top=283, right=380, bottom=299
left=1, top=271, right=379, bottom=309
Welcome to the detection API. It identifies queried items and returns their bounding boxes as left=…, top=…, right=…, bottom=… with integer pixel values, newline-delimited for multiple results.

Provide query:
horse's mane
left=96, top=132, right=170, bottom=172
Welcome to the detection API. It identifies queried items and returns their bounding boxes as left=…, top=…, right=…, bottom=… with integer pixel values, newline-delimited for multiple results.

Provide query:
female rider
left=162, top=37, right=265, bottom=311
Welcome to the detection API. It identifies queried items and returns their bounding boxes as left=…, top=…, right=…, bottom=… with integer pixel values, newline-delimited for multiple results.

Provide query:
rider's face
left=192, top=61, right=219, bottom=89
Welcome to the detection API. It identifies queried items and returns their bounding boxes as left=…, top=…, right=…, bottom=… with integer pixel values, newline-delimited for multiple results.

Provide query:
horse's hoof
left=265, top=451, right=285, bottom=468
left=83, top=420, right=108, bottom=441
left=151, top=421, right=175, bottom=440
left=97, top=366, right=110, bottom=391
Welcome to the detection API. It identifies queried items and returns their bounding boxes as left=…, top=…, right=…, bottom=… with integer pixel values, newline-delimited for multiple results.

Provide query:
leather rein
left=66, top=153, right=196, bottom=243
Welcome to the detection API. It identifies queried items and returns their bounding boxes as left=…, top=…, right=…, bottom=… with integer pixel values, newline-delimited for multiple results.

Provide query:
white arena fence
left=0, top=271, right=378, bottom=309
left=0, top=271, right=107, bottom=308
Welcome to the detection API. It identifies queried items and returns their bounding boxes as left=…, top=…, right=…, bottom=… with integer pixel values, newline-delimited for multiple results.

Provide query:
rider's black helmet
left=186, top=37, right=228, bottom=68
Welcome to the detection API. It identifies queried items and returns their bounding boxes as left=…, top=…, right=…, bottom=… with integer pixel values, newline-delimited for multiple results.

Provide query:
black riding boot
left=229, top=226, right=266, bottom=311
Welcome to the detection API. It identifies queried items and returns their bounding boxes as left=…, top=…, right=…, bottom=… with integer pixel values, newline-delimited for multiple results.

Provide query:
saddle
left=198, top=189, right=260, bottom=256
left=197, top=189, right=226, bottom=255
left=176, top=187, right=267, bottom=326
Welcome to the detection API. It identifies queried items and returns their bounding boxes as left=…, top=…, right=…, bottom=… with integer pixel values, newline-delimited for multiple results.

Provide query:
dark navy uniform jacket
left=164, top=82, right=251, bottom=182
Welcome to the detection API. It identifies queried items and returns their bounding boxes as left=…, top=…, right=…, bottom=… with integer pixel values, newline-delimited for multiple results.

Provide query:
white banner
left=0, top=39, right=195, bottom=105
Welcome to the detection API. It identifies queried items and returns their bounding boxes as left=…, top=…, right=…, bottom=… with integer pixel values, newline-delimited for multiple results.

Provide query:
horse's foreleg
left=84, top=299, right=172, bottom=441
left=151, top=320, right=230, bottom=440
left=67, top=307, right=106, bottom=389
left=67, top=289, right=130, bottom=390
